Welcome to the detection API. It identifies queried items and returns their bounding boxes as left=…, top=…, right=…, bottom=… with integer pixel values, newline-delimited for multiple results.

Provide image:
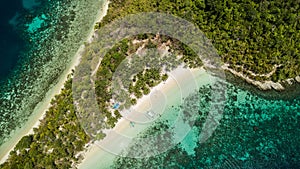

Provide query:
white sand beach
left=0, top=0, right=109, bottom=164
left=78, top=67, right=215, bottom=168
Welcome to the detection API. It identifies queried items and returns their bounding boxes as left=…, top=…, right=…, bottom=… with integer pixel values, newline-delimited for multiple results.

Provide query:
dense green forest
left=0, top=33, right=199, bottom=168
left=96, top=0, right=300, bottom=82
left=1, top=0, right=299, bottom=168
left=94, top=33, right=199, bottom=128
left=0, top=76, right=90, bottom=169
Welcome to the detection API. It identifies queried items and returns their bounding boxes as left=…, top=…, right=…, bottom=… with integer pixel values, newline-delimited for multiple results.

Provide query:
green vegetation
left=0, top=75, right=90, bottom=169
left=3, top=0, right=299, bottom=168
left=93, top=33, right=200, bottom=128
left=94, top=39, right=129, bottom=128
left=96, top=0, right=300, bottom=82
left=129, top=68, right=168, bottom=98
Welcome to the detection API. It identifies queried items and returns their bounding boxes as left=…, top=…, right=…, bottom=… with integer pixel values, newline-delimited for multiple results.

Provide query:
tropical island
left=95, top=0, right=300, bottom=90
left=91, top=33, right=200, bottom=129
left=1, top=0, right=299, bottom=168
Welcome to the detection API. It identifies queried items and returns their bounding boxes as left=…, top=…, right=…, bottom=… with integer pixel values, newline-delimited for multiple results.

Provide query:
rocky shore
left=222, top=64, right=300, bottom=91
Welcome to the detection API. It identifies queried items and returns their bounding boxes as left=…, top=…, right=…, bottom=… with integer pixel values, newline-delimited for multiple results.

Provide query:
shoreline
left=0, top=0, right=298, bottom=165
left=78, top=67, right=214, bottom=168
left=222, top=64, right=300, bottom=91
left=77, top=65, right=300, bottom=168
left=0, top=0, right=109, bottom=164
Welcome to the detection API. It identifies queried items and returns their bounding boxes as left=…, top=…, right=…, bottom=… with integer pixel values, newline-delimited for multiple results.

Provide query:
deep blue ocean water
left=0, top=0, right=42, bottom=81
left=0, top=0, right=26, bottom=81
left=0, top=0, right=299, bottom=168
left=0, top=0, right=104, bottom=146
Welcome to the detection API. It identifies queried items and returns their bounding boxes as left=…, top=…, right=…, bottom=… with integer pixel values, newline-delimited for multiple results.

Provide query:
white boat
left=146, top=110, right=156, bottom=119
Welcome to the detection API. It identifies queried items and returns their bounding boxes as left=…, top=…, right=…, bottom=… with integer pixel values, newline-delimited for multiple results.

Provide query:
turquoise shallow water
left=0, top=1, right=299, bottom=168
left=0, top=0, right=105, bottom=145
left=112, top=80, right=300, bottom=168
